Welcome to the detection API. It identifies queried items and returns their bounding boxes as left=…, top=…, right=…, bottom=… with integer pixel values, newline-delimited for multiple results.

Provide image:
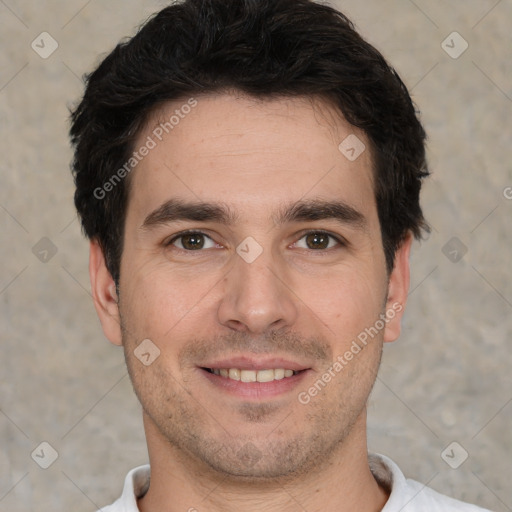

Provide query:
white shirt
left=97, top=453, right=492, bottom=511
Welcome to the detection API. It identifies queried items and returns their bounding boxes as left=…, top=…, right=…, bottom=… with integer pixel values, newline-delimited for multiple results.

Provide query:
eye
left=167, top=231, right=218, bottom=251
left=294, top=231, right=343, bottom=251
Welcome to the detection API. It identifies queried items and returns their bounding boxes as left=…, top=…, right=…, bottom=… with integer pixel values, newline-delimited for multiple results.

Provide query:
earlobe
left=89, top=240, right=123, bottom=346
left=383, top=233, right=412, bottom=343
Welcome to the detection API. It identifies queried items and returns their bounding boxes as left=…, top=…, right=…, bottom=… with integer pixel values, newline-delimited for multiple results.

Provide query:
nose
left=217, top=248, right=299, bottom=334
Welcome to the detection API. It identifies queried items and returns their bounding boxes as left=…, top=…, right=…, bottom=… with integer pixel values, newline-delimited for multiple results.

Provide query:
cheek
left=298, top=263, right=387, bottom=337
left=119, top=259, right=221, bottom=345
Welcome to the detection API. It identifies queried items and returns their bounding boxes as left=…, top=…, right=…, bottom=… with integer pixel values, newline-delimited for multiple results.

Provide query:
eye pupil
left=182, top=233, right=204, bottom=250
left=306, top=232, right=329, bottom=250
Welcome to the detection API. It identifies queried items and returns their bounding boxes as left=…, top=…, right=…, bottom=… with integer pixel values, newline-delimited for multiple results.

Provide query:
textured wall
left=1, top=1, right=511, bottom=510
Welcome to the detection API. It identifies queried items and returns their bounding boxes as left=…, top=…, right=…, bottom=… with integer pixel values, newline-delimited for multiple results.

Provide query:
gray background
left=1, top=0, right=511, bottom=510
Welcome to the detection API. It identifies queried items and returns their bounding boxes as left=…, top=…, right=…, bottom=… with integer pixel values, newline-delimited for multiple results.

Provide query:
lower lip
left=199, top=368, right=310, bottom=399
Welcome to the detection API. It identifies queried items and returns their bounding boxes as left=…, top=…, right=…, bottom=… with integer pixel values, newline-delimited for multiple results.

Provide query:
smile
left=204, top=368, right=299, bottom=382
left=200, top=364, right=310, bottom=399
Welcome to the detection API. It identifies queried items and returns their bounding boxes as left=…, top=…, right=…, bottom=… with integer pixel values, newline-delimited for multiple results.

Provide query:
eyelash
left=165, top=229, right=346, bottom=252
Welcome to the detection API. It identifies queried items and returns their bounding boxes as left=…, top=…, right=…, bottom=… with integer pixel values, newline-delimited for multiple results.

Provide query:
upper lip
left=200, top=356, right=311, bottom=372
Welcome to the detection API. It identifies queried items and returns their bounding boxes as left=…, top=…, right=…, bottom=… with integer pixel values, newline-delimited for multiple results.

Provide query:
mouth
left=203, top=367, right=302, bottom=382
left=198, top=357, right=311, bottom=399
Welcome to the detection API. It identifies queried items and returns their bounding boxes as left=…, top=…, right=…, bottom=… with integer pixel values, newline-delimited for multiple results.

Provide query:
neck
left=137, top=411, right=389, bottom=512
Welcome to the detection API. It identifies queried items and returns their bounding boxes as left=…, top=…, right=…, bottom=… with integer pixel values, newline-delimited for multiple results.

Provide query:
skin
left=90, top=91, right=412, bottom=512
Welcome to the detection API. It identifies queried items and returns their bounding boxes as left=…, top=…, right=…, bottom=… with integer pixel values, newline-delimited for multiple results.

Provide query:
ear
left=89, top=239, right=123, bottom=346
left=383, top=233, right=412, bottom=343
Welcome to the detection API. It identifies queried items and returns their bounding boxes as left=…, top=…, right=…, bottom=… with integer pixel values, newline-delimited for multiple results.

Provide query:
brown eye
left=305, top=232, right=330, bottom=250
left=295, top=231, right=341, bottom=251
left=181, top=233, right=205, bottom=250
left=170, top=232, right=216, bottom=250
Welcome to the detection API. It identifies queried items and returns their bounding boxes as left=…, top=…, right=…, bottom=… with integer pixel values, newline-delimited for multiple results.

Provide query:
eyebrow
left=140, top=198, right=366, bottom=231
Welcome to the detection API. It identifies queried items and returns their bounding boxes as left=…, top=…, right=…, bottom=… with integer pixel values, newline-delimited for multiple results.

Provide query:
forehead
left=127, top=92, right=376, bottom=224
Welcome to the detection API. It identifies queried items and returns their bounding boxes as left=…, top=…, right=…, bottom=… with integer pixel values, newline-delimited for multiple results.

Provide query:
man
left=69, top=0, right=492, bottom=510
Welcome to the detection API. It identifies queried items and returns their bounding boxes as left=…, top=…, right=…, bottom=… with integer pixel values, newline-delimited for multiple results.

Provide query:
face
left=91, top=92, right=410, bottom=480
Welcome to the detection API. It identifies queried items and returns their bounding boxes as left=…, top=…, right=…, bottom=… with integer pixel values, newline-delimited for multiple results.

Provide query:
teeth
left=256, top=369, right=275, bottom=383
left=274, top=368, right=285, bottom=380
left=241, top=370, right=257, bottom=383
left=228, top=368, right=240, bottom=381
left=210, top=368, right=299, bottom=382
